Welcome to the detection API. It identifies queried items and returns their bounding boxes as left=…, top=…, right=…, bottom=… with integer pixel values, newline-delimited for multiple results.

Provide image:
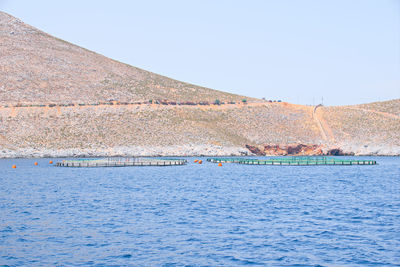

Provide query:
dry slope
left=0, top=103, right=323, bottom=157
left=318, top=102, right=400, bottom=155
left=0, top=11, right=256, bottom=105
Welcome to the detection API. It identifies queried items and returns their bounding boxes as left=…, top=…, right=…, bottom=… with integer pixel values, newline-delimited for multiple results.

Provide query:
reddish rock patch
left=246, top=144, right=352, bottom=156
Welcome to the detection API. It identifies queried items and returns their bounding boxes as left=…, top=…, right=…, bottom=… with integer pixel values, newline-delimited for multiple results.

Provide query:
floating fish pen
left=207, top=158, right=245, bottom=163
left=56, top=158, right=187, bottom=167
left=207, top=157, right=376, bottom=166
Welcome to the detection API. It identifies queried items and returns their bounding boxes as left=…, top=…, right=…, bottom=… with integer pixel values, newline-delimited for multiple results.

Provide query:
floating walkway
left=207, top=157, right=376, bottom=166
left=56, top=158, right=187, bottom=167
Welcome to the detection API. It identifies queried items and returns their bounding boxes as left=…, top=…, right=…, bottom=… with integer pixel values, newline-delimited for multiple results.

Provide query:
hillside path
left=346, top=107, right=400, bottom=120
left=313, top=105, right=335, bottom=143
left=0, top=101, right=272, bottom=113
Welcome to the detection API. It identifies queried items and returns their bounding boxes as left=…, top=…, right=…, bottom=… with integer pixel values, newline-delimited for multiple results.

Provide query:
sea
left=0, top=156, right=399, bottom=266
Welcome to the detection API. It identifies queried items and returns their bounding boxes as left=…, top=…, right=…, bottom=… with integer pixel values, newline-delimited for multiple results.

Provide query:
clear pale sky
left=1, top=0, right=399, bottom=106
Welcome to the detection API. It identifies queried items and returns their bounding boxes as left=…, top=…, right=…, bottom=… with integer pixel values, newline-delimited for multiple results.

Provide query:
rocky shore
left=245, top=143, right=400, bottom=157
left=1, top=143, right=399, bottom=159
left=0, top=145, right=250, bottom=159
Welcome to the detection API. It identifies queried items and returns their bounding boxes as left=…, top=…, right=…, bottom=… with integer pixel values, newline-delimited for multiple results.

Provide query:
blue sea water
left=0, top=156, right=399, bottom=266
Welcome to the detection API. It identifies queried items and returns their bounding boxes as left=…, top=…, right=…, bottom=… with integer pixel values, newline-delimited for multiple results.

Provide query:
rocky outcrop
left=246, top=144, right=353, bottom=156
left=326, top=148, right=353, bottom=156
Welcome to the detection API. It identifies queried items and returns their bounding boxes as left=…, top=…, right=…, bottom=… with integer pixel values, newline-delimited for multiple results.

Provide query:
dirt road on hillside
left=313, top=105, right=335, bottom=143
left=347, top=107, right=400, bottom=120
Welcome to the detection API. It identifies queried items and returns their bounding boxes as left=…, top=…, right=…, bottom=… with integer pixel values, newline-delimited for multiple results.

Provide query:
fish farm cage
left=57, top=157, right=187, bottom=167
left=207, top=157, right=376, bottom=166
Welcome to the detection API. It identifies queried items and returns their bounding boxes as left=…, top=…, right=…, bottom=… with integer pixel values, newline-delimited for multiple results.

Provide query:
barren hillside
left=356, top=99, right=400, bottom=116
left=0, top=103, right=324, bottom=156
left=0, top=11, right=256, bottom=105
left=0, top=11, right=399, bottom=157
left=319, top=103, right=400, bottom=155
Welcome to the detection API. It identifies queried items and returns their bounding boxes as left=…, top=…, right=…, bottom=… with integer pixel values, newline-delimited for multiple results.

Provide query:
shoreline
left=1, top=144, right=399, bottom=159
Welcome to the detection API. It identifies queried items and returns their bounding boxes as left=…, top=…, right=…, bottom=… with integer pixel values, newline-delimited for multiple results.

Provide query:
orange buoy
left=198, top=160, right=203, bottom=164
left=12, top=165, right=16, bottom=169
left=218, top=163, right=222, bottom=167
left=49, top=160, right=53, bottom=164
left=34, top=162, right=38, bottom=166
left=194, top=159, right=198, bottom=163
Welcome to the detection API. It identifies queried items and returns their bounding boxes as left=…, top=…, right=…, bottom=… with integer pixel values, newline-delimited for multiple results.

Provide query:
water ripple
left=0, top=157, right=399, bottom=265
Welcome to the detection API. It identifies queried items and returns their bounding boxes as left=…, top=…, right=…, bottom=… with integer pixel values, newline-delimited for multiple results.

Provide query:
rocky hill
left=357, top=99, right=400, bottom=116
left=0, top=11, right=255, bottom=105
left=0, top=11, right=399, bottom=157
left=319, top=103, right=400, bottom=155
